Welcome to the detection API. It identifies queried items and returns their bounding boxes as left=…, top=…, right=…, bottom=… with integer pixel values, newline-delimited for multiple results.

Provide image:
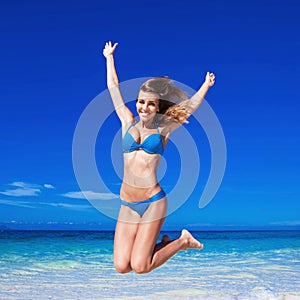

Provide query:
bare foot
left=161, top=235, right=171, bottom=243
left=154, top=235, right=172, bottom=253
left=180, top=229, right=204, bottom=251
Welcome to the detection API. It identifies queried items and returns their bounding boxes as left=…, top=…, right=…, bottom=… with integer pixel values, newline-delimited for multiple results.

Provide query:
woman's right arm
left=103, top=41, right=134, bottom=124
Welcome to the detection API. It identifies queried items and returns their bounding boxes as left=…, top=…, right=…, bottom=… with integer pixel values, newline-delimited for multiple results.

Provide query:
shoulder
left=122, top=117, right=136, bottom=133
left=158, top=118, right=181, bottom=140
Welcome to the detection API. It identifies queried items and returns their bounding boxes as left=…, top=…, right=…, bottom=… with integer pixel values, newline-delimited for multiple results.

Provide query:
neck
left=139, top=118, right=156, bottom=129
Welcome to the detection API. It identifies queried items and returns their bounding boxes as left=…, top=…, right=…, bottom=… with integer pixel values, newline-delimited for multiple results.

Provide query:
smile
left=140, top=112, right=151, bottom=117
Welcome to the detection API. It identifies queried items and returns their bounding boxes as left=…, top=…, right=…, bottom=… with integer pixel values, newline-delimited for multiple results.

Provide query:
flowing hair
left=138, top=76, right=191, bottom=124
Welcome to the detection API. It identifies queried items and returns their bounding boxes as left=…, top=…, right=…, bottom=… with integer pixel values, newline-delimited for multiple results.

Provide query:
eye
left=149, top=102, right=156, bottom=107
left=138, top=99, right=145, bottom=104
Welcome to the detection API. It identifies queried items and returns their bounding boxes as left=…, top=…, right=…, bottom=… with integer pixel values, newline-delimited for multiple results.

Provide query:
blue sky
left=0, top=0, right=299, bottom=230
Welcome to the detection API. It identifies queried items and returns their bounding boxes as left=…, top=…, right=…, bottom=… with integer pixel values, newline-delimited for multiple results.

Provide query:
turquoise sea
left=0, top=230, right=299, bottom=300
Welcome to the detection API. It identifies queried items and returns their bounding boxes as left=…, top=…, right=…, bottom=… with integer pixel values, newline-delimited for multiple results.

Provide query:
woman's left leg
left=130, top=216, right=166, bottom=274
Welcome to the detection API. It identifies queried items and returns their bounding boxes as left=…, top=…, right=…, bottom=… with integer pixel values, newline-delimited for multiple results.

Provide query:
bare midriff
left=120, top=150, right=162, bottom=202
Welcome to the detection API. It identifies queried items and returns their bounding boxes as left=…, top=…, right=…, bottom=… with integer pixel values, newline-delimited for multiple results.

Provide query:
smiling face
left=136, top=91, right=159, bottom=123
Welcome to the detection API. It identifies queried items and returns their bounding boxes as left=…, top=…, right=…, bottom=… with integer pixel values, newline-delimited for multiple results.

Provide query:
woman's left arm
left=184, top=72, right=215, bottom=114
left=161, top=72, right=215, bottom=142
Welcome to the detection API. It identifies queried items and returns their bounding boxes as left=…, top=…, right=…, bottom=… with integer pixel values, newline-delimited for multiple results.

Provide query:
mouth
left=140, top=112, right=151, bottom=117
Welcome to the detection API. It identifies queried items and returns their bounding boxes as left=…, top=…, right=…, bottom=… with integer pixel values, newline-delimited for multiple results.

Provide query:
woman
left=103, top=41, right=215, bottom=274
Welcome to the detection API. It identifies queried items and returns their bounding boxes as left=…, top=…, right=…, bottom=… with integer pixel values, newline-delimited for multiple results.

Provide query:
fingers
left=112, top=42, right=118, bottom=50
left=207, top=72, right=215, bottom=78
left=207, top=72, right=215, bottom=79
left=103, top=41, right=118, bottom=58
left=205, top=71, right=215, bottom=86
left=105, top=41, right=118, bottom=48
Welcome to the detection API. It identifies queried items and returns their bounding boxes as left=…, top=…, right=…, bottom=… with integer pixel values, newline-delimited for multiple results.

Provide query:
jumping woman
left=103, top=41, right=215, bottom=274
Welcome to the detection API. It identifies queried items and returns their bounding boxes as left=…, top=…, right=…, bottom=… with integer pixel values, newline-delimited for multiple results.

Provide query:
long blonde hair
left=138, top=76, right=190, bottom=124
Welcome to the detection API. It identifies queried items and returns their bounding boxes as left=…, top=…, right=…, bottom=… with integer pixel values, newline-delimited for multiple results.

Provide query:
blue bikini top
left=122, top=122, right=164, bottom=155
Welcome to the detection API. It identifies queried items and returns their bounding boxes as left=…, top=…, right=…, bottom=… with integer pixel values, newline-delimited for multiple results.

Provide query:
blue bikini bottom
left=120, top=190, right=166, bottom=217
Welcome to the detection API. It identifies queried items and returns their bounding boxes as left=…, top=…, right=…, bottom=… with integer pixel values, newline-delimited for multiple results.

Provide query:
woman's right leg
left=114, top=206, right=140, bottom=273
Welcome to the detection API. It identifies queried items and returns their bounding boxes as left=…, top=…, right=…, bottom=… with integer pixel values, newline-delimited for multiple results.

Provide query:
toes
left=161, top=235, right=171, bottom=243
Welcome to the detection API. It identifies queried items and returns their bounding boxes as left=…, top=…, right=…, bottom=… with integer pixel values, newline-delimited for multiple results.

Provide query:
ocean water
left=0, top=230, right=299, bottom=300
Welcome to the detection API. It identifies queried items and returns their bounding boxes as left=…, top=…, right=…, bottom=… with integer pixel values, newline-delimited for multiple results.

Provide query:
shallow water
left=0, top=230, right=299, bottom=299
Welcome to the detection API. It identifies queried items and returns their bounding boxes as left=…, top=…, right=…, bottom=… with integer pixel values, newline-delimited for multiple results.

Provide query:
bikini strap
left=124, top=120, right=136, bottom=135
left=125, top=120, right=160, bottom=135
left=155, top=121, right=160, bottom=133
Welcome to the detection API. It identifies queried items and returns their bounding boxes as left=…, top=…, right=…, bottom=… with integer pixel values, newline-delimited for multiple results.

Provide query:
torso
left=120, top=121, right=166, bottom=202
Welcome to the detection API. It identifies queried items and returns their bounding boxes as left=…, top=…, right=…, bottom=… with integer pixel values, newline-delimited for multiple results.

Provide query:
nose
left=142, top=103, right=149, bottom=111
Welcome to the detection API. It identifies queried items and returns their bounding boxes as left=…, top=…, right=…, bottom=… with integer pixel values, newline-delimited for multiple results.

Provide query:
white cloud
left=10, top=181, right=41, bottom=189
left=0, top=198, right=92, bottom=211
left=269, top=221, right=300, bottom=226
left=0, top=199, right=35, bottom=208
left=0, top=182, right=41, bottom=197
left=62, top=190, right=118, bottom=200
left=48, top=202, right=93, bottom=211
left=0, top=181, right=56, bottom=197
left=0, top=189, right=39, bottom=197
left=44, top=184, right=55, bottom=189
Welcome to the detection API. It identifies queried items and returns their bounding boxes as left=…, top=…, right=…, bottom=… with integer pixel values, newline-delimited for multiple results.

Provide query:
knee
left=114, top=260, right=132, bottom=274
left=131, top=260, right=151, bottom=274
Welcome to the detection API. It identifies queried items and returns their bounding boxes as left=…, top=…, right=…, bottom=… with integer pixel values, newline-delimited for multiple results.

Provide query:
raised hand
left=103, top=41, right=118, bottom=58
left=205, top=72, right=215, bottom=87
